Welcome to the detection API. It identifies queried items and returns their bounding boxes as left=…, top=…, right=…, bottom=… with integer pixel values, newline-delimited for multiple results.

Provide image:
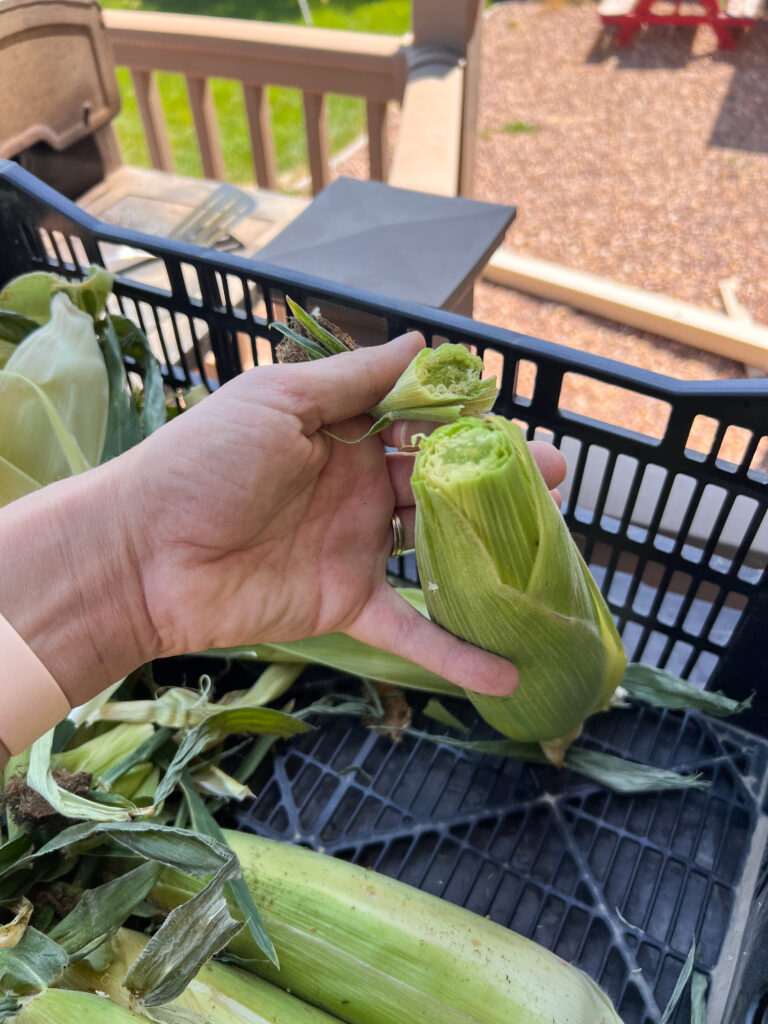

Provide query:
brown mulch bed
left=476, top=1, right=768, bottom=325
left=335, top=2, right=768, bottom=460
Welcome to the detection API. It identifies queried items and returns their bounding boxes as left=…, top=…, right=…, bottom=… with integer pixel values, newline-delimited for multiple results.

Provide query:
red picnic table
left=599, top=0, right=765, bottom=48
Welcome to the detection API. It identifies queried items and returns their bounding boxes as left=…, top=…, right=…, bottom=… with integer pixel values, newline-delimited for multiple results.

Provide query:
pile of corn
left=1, top=291, right=729, bottom=1024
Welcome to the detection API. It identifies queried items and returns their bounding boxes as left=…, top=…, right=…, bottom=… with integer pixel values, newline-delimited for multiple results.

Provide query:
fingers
left=279, top=332, right=425, bottom=433
left=528, top=440, right=567, bottom=492
left=386, top=452, right=416, bottom=507
left=348, top=585, right=518, bottom=696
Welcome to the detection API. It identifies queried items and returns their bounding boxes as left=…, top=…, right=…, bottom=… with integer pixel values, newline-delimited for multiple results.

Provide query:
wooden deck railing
left=104, top=10, right=409, bottom=194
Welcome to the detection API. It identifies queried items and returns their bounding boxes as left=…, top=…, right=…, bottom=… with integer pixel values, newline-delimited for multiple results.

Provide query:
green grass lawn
left=102, top=0, right=411, bottom=183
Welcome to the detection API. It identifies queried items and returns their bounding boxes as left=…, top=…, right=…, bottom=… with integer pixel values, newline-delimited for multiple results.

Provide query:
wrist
left=0, top=457, right=161, bottom=710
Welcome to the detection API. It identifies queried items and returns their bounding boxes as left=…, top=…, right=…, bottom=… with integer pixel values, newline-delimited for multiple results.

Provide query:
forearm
left=0, top=460, right=159, bottom=767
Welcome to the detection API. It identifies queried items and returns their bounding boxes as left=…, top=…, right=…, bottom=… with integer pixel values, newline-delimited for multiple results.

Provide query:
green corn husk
left=52, top=724, right=155, bottom=782
left=13, top=988, right=153, bottom=1024
left=65, top=927, right=344, bottom=1024
left=0, top=293, right=108, bottom=504
left=412, top=416, right=627, bottom=746
left=153, top=831, right=625, bottom=1024
left=0, top=266, right=114, bottom=325
left=271, top=301, right=498, bottom=438
left=207, top=588, right=458, bottom=697
left=368, top=343, right=497, bottom=424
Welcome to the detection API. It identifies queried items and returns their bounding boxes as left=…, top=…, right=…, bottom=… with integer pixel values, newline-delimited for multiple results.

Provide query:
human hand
left=121, top=333, right=566, bottom=697
left=0, top=332, right=567, bottom=727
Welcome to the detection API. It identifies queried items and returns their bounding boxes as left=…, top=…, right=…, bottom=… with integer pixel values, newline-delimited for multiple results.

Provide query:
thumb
left=347, top=584, right=519, bottom=697
left=285, top=331, right=425, bottom=432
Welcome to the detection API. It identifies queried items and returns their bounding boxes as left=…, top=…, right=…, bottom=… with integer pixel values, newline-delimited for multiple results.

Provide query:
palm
left=133, top=377, right=395, bottom=654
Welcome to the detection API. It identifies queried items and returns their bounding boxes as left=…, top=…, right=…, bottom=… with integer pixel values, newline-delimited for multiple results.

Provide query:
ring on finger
left=390, top=511, right=407, bottom=559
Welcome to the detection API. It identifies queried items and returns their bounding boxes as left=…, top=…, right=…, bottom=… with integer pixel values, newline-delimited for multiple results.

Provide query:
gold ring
left=390, top=511, right=406, bottom=559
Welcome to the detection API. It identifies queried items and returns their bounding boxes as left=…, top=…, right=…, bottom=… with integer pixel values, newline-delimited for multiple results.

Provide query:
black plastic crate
left=2, top=161, right=767, bottom=1024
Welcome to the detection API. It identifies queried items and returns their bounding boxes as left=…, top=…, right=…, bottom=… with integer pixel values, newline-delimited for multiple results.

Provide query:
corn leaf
left=369, top=344, right=497, bottom=422
left=0, top=312, right=38, bottom=346
left=0, top=997, right=21, bottom=1022
left=690, top=972, right=708, bottom=1024
left=327, top=405, right=471, bottom=444
left=0, top=271, right=62, bottom=323
left=0, top=898, right=33, bottom=950
left=67, top=679, right=125, bottom=729
left=108, top=315, right=166, bottom=437
left=0, top=268, right=112, bottom=326
left=153, top=706, right=311, bottom=806
left=0, top=453, right=40, bottom=506
left=563, top=749, right=708, bottom=794
left=89, top=688, right=209, bottom=729
left=285, top=297, right=351, bottom=354
left=27, top=731, right=135, bottom=823
left=206, top=590, right=460, bottom=698
left=98, top=315, right=144, bottom=460
left=53, top=724, right=155, bottom=781
left=123, top=856, right=243, bottom=1006
left=0, top=339, right=16, bottom=369
left=659, top=942, right=697, bottom=1024
left=100, top=728, right=174, bottom=789
left=408, top=731, right=709, bottom=794
left=0, top=926, right=68, bottom=998
left=191, top=705, right=314, bottom=742
left=50, top=719, right=77, bottom=755
left=48, top=861, right=160, bottom=961
left=55, top=266, right=114, bottom=320
left=220, top=663, right=304, bottom=708
left=0, top=370, right=91, bottom=485
left=89, top=688, right=311, bottom=733
left=620, top=664, right=752, bottom=717
left=179, top=773, right=277, bottom=967
left=269, top=322, right=327, bottom=360
left=189, top=766, right=252, bottom=801
left=0, top=837, right=32, bottom=876
left=4, top=293, right=108, bottom=470
left=232, top=735, right=278, bottom=785
left=2, top=821, right=234, bottom=882
left=422, top=698, right=470, bottom=734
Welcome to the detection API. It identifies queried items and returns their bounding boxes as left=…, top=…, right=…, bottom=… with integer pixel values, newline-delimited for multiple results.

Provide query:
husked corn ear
left=153, top=830, right=625, bottom=1024
left=412, top=416, right=627, bottom=744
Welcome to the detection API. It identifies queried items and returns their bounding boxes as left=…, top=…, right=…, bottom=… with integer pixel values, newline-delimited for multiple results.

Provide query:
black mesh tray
left=2, top=161, right=767, bottom=1024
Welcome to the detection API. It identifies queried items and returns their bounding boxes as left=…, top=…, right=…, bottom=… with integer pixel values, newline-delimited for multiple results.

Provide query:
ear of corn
left=368, top=343, right=497, bottom=425
left=270, top=305, right=497, bottom=437
left=0, top=266, right=114, bottom=324
left=153, top=830, right=625, bottom=1024
left=64, top=928, right=344, bottom=1024
left=52, top=724, right=155, bottom=781
left=412, top=416, right=627, bottom=745
left=0, top=293, right=108, bottom=502
left=13, top=988, right=154, bottom=1024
